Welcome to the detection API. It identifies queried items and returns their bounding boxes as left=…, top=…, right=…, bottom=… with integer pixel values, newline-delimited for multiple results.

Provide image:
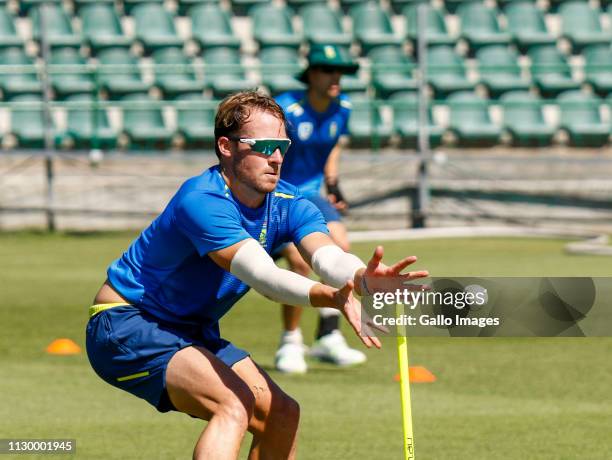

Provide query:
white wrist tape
left=311, top=245, right=366, bottom=289
left=230, top=239, right=317, bottom=307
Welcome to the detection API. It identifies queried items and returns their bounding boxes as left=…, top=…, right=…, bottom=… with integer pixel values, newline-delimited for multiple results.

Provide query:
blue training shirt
left=276, top=91, right=351, bottom=197
left=107, top=165, right=329, bottom=330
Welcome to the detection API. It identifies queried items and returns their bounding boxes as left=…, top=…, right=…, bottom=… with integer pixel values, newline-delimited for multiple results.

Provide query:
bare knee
left=270, top=393, right=300, bottom=430
left=217, top=389, right=256, bottom=431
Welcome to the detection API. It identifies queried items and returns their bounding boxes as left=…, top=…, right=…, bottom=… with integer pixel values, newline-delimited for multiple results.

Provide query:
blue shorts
left=85, top=305, right=249, bottom=413
left=306, top=195, right=342, bottom=223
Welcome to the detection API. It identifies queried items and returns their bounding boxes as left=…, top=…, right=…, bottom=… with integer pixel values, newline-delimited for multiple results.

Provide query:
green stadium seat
left=444, top=0, right=477, bottom=15
left=133, top=3, right=183, bottom=55
left=190, top=4, right=241, bottom=51
left=426, top=45, right=474, bottom=98
left=347, top=95, right=392, bottom=147
left=504, top=2, right=556, bottom=54
left=558, top=90, right=609, bottom=147
left=351, top=2, right=402, bottom=54
left=340, top=74, right=368, bottom=95
left=123, top=0, right=164, bottom=16
left=152, top=47, right=204, bottom=99
left=177, top=0, right=218, bottom=17
left=500, top=91, right=555, bottom=147
left=73, top=0, right=114, bottom=12
left=251, top=4, right=302, bottom=50
left=30, top=4, right=81, bottom=48
left=547, top=0, right=574, bottom=13
left=10, top=94, right=46, bottom=148
left=458, top=2, right=511, bottom=54
left=369, top=45, right=417, bottom=98
left=231, top=0, right=270, bottom=16
left=448, top=91, right=501, bottom=147
left=61, top=94, right=117, bottom=149
left=559, top=2, right=611, bottom=53
left=259, top=46, right=305, bottom=95
left=175, top=93, right=217, bottom=148
left=97, top=47, right=150, bottom=99
left=404, top=4, right=454, bottom=47
left=476, top=45, right=530, bottom=99
left=121, top=93, right=173, bottom=149
left=286, top=0, right=326, bottom=10
left=301, top=4, right=352, bottom=47
left=48, top=47, right=94, bottom=99
left=0, top=9, right=23, bottom=48
left=528, top=45, right=580, bottom=98
left=339, top=0, right=369, bottom=14
left=390, top=0, right=426, bottom=15
left=18, top=0, right=61, bottom=16
left=0, top=47, right=41, bottom=98
left=203, top=47, right=256, bottom=97
left=389, top=91, right=443, bottom=148
left=584, top=45, right=612, bottom=97
left=80, top=3, right=131, bottom=54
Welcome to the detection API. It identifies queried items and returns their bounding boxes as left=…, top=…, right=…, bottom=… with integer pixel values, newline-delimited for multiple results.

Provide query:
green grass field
left=1, top=232, right=611, bottom=459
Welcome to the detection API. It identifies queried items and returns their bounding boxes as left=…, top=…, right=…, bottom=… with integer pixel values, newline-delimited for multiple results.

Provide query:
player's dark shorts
left=86, top=304, right=249, bottom=413
left=306, top=195, right=342, bottom=223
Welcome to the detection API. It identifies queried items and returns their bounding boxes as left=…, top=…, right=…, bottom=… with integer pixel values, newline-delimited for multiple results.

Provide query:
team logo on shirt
left=258, top=226, right=267, bottom=246
left=297, top=122, right=313, bottom=141
left=329, top=121, right=338, bottom=138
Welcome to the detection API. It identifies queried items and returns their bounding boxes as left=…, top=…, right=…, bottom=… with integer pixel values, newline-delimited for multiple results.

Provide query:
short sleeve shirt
left=276, top=91, right=352, bottom=197
left=107, top=165, right=328, bottom=328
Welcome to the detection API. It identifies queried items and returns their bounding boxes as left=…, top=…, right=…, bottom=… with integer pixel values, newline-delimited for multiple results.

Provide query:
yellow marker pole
left=397, top=303, right=415, bottom=460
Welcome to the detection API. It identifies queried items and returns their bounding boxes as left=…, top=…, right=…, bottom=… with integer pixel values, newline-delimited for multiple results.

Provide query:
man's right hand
left=309, top=281, right=386, bottom=349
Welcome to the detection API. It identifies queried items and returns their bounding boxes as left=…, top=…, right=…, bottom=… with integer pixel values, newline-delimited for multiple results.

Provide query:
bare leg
left=280, top=243, right=312, bottom=331
left=232, top=358, right=300, bottom=460
left=165, top=346, right=255, bottom=460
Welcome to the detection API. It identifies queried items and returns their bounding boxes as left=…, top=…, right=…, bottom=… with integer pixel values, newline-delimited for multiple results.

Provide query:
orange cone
left=46, top=338, right=81, bottom=355
left=394, top=366, right=436, bottom=383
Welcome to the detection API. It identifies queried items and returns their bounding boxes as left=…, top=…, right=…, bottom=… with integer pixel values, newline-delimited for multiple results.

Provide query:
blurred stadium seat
left=190, top=3, right=241, bottom=51
left=503, top=1, right=556, bottom=54
left=389, top=91, right=443, bottom=148
left=259, top=46, right=305, bottom=95
left=476, top=45, right=530, bottom=99
left=557, top=90, right=609, bottom=147
left=301, top=3, right=352, bottom=47
left=152, top=47, right=205, bottom=99
left=528, top=45, right=580, bottom=98
left=252, top=3, right=302, bottom=50
left=133, top=3, right=183, bottom=55
left=448, top=91, right=501, bottom=147
left=404, top=3, right=454, bottom=47
left=350, top=2, right=402, bottom=54
left=80, top=3, right=131, bottom=54
left=500, top=90, right=555, bottom=147
left=121, top=92, right=173, bottom=149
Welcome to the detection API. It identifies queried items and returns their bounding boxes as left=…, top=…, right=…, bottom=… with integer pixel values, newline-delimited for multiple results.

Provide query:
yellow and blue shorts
left=85, top=303, right=249, bottom=413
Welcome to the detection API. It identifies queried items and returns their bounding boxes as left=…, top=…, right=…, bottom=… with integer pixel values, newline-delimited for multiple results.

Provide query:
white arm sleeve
left=230, top=239, right=317, bottom=307
left=311, top=244, right=366, bottom=289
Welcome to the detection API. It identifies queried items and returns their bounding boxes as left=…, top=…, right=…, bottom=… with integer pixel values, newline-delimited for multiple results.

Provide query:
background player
left=274, top=44, right=362, bottom=373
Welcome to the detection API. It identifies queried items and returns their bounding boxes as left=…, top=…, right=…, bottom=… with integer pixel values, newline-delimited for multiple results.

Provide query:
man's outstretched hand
left=356, top=246, right=430, bottom=296
left=333, top=280, right=388, bottom=349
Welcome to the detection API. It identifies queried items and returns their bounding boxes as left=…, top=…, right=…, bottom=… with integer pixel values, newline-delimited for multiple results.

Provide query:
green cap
left=297, top=44, right=359, bottom=83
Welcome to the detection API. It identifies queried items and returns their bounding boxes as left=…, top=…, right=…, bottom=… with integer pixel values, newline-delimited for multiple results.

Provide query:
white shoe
left=275, top=330, right=308, bottom=374
left=309, top=330, right=367, bottom=367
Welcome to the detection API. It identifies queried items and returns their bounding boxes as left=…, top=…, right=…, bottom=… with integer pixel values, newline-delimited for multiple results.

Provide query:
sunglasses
left=230, top=138, right=292, bottom=156
left=315, top=66, right=344, bottom=74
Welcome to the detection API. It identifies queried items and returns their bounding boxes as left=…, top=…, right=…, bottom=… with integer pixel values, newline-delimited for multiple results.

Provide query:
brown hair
left=214, top=91, right=287, bottom=158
